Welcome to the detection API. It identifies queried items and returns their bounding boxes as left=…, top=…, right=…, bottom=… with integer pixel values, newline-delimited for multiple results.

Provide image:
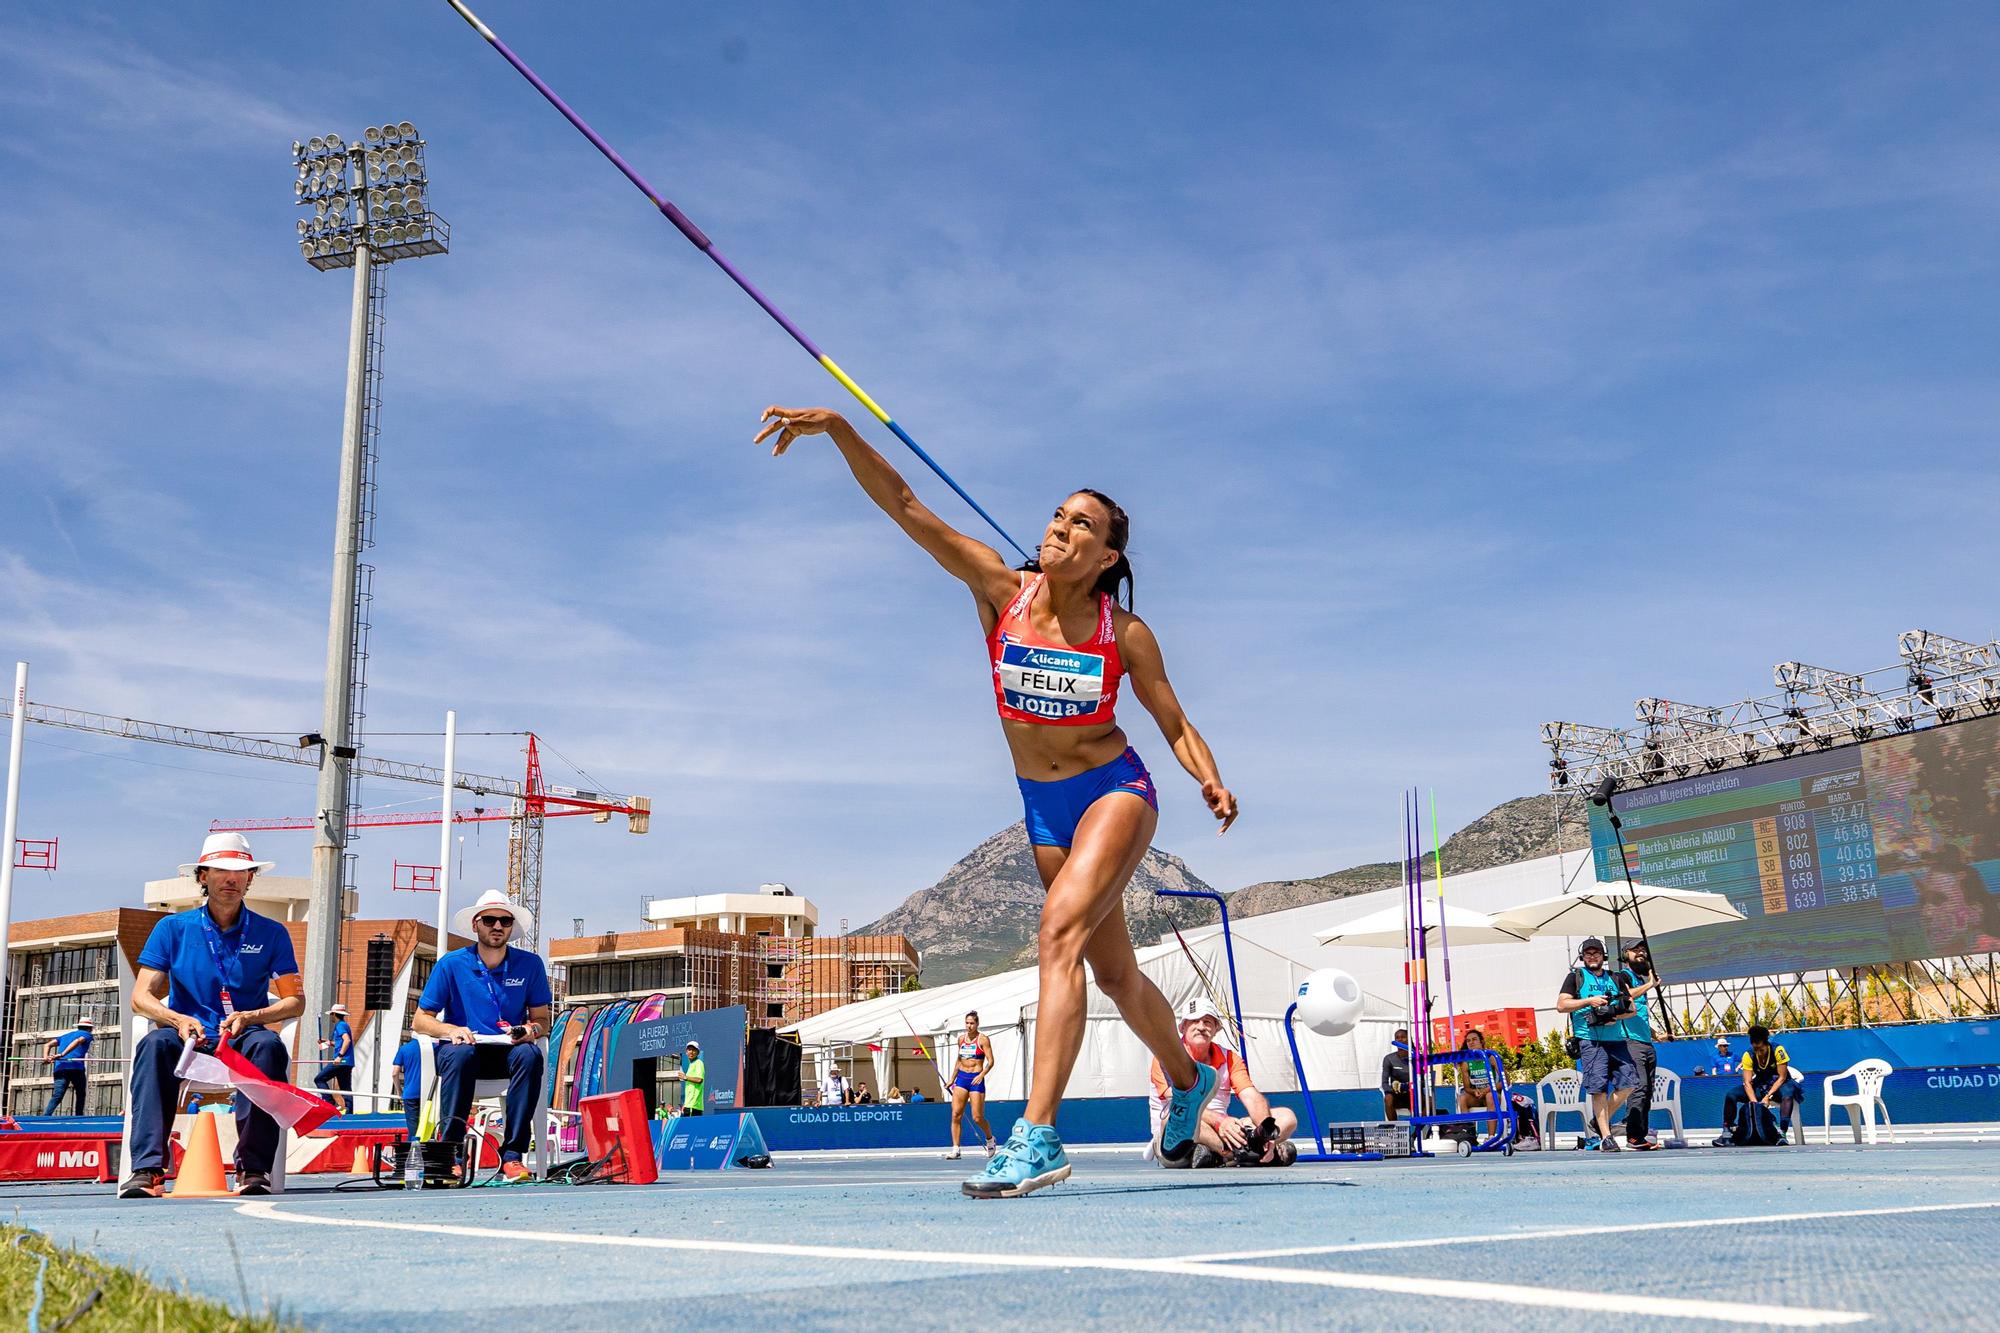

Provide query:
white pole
left=0, top=662, right=26, bottom=1042
left=435, top=710, right=456, bottom=953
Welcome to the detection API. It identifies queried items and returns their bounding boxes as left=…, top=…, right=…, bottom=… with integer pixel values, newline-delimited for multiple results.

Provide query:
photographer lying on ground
left=1557, top=937, right=1639, bottom=1151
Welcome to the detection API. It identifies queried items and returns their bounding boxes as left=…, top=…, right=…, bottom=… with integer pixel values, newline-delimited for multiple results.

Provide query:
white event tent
left=791, top=848, right=1619, bottom=1101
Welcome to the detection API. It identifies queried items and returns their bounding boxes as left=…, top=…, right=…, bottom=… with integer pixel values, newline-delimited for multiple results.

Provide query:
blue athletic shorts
left=1017, top=747, right=1158, bottom=848
left=1578, top=1039, right=1637, bottom=1096
left=951, top=1069, right=986, bottom=1094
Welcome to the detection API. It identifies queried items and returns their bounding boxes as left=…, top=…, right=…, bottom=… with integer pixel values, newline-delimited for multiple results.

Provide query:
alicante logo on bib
left=999, top=642, right=1105, bottom=720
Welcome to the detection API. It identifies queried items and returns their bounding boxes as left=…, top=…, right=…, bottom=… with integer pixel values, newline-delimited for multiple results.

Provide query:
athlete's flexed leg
left=1023, top=795, right=1195, bottom=1127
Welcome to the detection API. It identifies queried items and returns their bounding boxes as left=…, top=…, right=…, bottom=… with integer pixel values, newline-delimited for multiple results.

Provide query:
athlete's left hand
left=1203, top=780, right=1239, bottom=834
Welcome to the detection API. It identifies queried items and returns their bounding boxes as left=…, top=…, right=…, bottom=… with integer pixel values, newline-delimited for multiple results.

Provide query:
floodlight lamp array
left=292, top=123, right=447, bottom=271
left=1543, top=626, right=2000, bottom=794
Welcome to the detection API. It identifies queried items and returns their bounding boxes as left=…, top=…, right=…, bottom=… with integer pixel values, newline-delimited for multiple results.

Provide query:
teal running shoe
left=962, top=1118, right=1071, bottom=1199
left=1157, top=1059, right=1218, bottom=1164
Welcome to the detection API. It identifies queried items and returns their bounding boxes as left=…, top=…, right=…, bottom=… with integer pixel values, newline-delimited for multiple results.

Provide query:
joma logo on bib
left=1000, top=642, right=1105, bottom=720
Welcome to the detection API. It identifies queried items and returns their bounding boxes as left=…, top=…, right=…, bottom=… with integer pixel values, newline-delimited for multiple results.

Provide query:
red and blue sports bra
left=988, top=573, right=1124, bottom=726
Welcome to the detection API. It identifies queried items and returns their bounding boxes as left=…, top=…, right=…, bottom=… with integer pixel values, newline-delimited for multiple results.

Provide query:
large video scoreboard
left=1588, top=713, right=2000, bottom=982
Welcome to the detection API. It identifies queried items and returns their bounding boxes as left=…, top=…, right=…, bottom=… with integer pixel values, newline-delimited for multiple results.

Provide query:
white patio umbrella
left=1491, top=884, right=1745, bottom=945
left=1315, top=900, right=1537, bottom=949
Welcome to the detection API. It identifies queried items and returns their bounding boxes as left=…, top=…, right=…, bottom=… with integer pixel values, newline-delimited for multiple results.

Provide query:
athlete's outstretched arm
left=756, top=406, right=1018, bottom=606
left=1120, top=616, right=1239, bottom=834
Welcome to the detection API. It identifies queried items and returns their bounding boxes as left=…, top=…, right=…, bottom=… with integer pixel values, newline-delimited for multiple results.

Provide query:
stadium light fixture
left=292, top=121, right=447, bottom=273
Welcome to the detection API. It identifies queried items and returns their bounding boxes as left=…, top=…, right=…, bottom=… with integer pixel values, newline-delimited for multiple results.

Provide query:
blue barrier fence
left=11, top=1018, right=1996, bottom=1153
left=1654, top=1018, right=1997, bottom=1078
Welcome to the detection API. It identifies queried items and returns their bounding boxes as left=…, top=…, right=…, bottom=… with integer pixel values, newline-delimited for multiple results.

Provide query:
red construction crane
left=211, top=734, right=647, bottom=949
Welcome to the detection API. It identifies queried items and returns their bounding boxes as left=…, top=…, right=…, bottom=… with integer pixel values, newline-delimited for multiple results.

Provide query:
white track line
left=1186, top=1198, right=2000, bottom=1263
left=234, top=1201, right=1863, bottom=1326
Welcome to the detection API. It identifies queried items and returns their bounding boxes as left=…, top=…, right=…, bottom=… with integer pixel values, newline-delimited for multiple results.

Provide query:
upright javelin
left=441, top=0, right=1032, bottom=564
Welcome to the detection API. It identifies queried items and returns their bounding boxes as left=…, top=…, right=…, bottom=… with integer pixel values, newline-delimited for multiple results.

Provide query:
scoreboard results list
left=1590, top=747, right=1881, bottom=923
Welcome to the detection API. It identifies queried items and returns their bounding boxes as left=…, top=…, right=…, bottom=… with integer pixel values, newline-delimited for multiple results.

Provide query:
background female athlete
left=755, top=406, right=1239, bottom=1198
left=945, top=1009, right=996, bottom=1161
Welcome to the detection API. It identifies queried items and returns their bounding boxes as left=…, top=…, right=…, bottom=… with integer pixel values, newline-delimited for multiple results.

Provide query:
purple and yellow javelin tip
left=440, top=0, right=1031, bottom=564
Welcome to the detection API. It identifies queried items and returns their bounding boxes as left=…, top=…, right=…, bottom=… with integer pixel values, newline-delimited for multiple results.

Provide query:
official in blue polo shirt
left=120, top=833, right=304, bottom=1198
left=413, top=889, right=552, bottom=1183
left=41, top=1015, right=95, bottom=1115
left=314, top=1003, right=355, bottom=1114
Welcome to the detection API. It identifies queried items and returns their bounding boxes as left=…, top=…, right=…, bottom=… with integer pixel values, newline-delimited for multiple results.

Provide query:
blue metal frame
left=1157, top=888, right=1250, bottom=1058
left=1281, top=1001, right=1383, bottom=1162
left=1403, top=1048, right=1516, bottom=1155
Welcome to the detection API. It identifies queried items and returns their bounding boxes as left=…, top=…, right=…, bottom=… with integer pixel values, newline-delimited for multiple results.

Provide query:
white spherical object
left=1296, top=968, right=1364, bottom=1037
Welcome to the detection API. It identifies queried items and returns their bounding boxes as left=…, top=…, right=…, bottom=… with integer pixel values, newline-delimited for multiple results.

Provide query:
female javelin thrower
left=754, top=406, right=1239, bottom=1198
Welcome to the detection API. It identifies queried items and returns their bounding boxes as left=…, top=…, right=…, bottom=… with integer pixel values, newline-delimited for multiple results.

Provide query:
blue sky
left=4, top=3, right=1999, bottom=937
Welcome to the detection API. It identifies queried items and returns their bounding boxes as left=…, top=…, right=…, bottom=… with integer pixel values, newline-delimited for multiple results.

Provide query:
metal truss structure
left=1661, top=954, right=2000, bottom=1033
left=1543, top=627, right=2000, bottom=801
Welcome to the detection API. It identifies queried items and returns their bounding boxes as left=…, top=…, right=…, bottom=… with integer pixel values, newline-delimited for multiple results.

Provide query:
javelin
left=441, top=0, right=1032, bottom=564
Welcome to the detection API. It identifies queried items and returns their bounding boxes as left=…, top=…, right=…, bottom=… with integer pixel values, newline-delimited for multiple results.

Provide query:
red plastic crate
left=1433, top=1008, right=1537, bottom=1049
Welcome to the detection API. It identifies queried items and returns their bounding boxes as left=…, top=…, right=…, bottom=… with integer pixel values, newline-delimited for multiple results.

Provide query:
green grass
left=1, top=1224, right=298, bottom=1332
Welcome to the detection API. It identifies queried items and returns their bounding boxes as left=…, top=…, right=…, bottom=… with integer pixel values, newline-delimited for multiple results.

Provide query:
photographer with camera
left=1617, top=942, right=1662, bottom=1149
left=1557, top=937, right=1639, bottom=1151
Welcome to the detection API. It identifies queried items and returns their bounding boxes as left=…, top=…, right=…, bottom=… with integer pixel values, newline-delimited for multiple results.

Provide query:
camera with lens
left=1587, top=979, right=1635, bottom=1027
left=1587, top=995, right=1634, bottom=1027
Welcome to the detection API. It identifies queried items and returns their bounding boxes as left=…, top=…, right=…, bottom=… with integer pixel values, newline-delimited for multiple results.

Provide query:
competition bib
left=997, top=641, right=1106, bottom=720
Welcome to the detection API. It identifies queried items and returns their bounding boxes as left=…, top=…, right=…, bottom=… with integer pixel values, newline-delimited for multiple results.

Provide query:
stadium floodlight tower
left=291, top=125, right=450, bottom=1055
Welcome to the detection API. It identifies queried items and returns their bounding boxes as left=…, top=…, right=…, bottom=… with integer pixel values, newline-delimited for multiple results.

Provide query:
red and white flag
left=176, top=1037, right=336, bottom=1137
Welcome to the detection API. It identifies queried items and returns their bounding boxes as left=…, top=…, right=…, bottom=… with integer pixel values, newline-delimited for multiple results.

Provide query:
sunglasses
left=474, top=915, right=513, bottom=927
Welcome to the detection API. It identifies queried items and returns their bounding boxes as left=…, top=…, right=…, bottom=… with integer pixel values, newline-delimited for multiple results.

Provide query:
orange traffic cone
left=169, top=1112, right=235, bottom=1199
left=349, top=1144, right=373, bottom=1174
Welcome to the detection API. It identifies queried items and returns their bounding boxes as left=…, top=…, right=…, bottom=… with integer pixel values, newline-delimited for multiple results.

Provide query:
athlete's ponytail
left=1017, top=488, right=1134, bottom=609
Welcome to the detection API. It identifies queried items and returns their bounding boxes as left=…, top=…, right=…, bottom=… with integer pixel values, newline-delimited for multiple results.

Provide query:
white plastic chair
left=414, top=1035, right=547, bottom=1177
left=1823, top=1058, right=1894, bottom=1145
left=1536, top=1069, right=1588, bottom=1144
left=1649, top=1067, right=1687, bottom=1146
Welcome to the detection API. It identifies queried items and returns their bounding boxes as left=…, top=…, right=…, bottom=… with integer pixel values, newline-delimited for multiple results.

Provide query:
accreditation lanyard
left=472, top=951, right=509, bottom=1029
left=198, top=907, right=245, bottom=1016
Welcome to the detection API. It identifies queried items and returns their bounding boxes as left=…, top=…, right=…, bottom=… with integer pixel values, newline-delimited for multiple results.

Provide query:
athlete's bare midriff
left=1001, top=716, right=1132, bottom=780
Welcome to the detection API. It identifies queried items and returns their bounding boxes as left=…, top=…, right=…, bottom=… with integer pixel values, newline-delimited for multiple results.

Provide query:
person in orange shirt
left=1147, top=997, right=1297, bottom=1168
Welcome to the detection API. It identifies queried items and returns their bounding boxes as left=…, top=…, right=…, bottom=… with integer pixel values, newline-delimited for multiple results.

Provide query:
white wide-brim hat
left=452, top=888, right=532, bottom=944
left=329, top=1004, right=349, bottom=1016
left=179, top=831, right=275, bottom=877
left=77, top=1016, right=96, bottom=1028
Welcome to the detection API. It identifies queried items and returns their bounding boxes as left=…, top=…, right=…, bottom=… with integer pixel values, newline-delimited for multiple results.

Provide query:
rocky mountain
left=1226, top=794, right=1589, bottom=918
left=854, top=822, right=1222, bottom=986
left=862, top=794, right=1588, bottom=986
